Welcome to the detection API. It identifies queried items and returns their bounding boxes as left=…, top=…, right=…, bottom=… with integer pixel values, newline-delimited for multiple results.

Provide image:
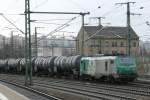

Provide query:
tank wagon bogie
left=0, top=55, right=137, bottom=82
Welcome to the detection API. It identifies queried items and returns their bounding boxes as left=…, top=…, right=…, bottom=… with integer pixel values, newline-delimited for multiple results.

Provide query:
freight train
left=0, top=55, right=138, bottom=82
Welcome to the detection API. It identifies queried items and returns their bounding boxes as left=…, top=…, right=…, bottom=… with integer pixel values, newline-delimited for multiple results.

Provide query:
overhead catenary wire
left=0, top=13, right=24, bottom=15
left=84, top=26, right=128, bottom=42
left=1, top=0, right=25, bottom=27
left=31, top=21, right=66, bottom=25
left=0, top=0, right=49, bottom=36
left=0, top=14, right=25, bottom=34
left=88, top=5, right=122, bottom=26
left=101, top=5, right=121, bottom=17
left=0, top=1, right=148, bottom=41
left=136, top=0, right=150, bottom=6
left=2, top=0, right=49, bottom=31
left=132, top=21, right=147, bottom=27
left=88, top=2, right=123, bottom=26
left=0, top=13, right=25, bottom=28
left=30, top=18, right=74, bottom=26
left=84, top=26, right=108, bottom=42
left=32, top=18, right=71, bottom=21
left=35, top=16, right=78, bottom=44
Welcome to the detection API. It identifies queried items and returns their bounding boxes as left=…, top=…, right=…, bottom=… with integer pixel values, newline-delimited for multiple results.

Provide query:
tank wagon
left=7, top=59, right=19, bottom=73
left=53, top=55, right=81, bottom=78
left=0, top=55, right=137, bottom=82
left=0, top=59, right=8, bottom=73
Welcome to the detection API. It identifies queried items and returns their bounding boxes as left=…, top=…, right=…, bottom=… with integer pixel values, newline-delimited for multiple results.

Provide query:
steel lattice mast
left=25, top=0, right=32, bottom=86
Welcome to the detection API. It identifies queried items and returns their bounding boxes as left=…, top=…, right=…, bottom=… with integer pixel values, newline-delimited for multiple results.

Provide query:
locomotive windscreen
left=119, top=56, right=134, bottom=66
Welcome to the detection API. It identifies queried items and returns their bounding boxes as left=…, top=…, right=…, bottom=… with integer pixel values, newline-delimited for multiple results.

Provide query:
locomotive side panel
left=80, top=57, right=116, bottom=79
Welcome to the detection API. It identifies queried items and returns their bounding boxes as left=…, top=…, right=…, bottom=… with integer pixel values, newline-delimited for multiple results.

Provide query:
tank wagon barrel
left=42, top=56, right=56, bottom=75
left=20, top=58, right=26, bottom=74
left=0, top=59, right=8, bottom=73
left=34, top=57, right=45, bottom=75
left=53, top=55, right=82, bottom=76
left=7, top=59, right=20, bottom=73
left=15, top=58, right=22, bottom=73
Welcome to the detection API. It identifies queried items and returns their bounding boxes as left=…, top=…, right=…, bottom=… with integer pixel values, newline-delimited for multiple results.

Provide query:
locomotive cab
left=115, top=56, right=137, bottom=81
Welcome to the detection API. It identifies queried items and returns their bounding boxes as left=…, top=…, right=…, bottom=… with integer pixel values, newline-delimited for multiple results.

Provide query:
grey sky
left=0, top=0, right=149, bottom=41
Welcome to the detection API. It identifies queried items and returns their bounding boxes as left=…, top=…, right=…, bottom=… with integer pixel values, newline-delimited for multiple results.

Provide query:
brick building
left=76, top=25, right=139, bottom=56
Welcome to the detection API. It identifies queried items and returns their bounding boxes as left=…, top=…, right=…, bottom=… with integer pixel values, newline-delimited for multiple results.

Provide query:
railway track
left=1, top=74, right=150, bottom=100
left=38, top=79, right=150, bottom=97
left=0, top=76, right=60, bottom=100
left=31, top=78, right=150, bottom=100
left=0, top=74, right=132, bottom=100
left=128, top=80, right=150, bottom=89
left=19, top=75, right=150, bottom=98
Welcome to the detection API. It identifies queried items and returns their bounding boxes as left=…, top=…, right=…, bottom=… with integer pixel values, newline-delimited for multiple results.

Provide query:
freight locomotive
left=0, top=55, right=137, bottom=82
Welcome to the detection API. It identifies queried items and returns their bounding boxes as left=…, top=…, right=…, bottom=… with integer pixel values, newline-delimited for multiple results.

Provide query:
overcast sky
left=0, top=0, right=150, bottom=41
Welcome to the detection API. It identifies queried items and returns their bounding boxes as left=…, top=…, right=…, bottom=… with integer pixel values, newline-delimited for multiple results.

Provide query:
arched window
left=133, top=42, right=136, bottom=47
left=120, top=42, right=124, bottom=47
left=105, top=41, right=109, bottom=47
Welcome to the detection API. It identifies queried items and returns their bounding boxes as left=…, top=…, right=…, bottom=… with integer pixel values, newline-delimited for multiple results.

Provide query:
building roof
left=84, top=25, right=103, bottom=35
left=84, top=25, right=139, bottom=39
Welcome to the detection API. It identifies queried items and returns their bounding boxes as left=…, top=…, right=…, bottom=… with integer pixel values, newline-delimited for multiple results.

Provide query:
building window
left=114, top=42, right=117, bottom=47
left=133, top=42, right=136, bottom=47
left=112, top=42, right=114, bottom=47
left=120, top=42, right=124, bottom=47
left=105, top=41, right=109, bottom=47
left=112, top=41, right=117, bottom=47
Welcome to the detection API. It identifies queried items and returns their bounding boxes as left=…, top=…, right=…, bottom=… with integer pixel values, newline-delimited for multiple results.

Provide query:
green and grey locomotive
left=80, top=56, right=137, bottom=82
